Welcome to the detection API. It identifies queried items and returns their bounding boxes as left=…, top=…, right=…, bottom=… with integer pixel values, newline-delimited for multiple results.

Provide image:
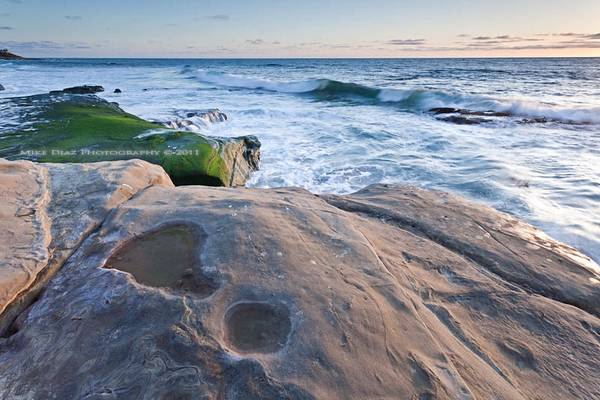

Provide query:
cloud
left=205, top=14, right=229, bottom=20
left=246, top=39, right=264, bottom=45
left=456, top=35, right=547, bottom=47
left=0, top=26, right=13, bottom=30
left=502, top=42, right=600, bottom=50
left=65, top=15, right=82, bottom=21
left=383, top=31, right=600, bottom=53
left=322, top=44, right=353, bottom=49
left=387, top=39, right=426, bottom=46
left=464, top=40, right=600, bottom=51
left=470, top=35, right=541, bottom=43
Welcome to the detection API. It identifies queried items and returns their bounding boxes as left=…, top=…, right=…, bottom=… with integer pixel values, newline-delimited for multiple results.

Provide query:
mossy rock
left=0, top=92, right=260, bottom=186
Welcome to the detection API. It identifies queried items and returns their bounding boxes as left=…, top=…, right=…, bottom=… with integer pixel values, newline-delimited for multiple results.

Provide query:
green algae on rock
left=0, top=91, right=260, bottom=186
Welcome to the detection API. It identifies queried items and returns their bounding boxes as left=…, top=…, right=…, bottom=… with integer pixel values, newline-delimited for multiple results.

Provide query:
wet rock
left=164, top=109, right=228, bottom=132
left=188, top=109, right=228, bottom=123
left=429, top=107, right=460, bottom=115
left=56, top=85, right=105, bottom=94
left=464, top=110, right=511, bottom=117
left=438, top=115, right=490, bottom=125
left=113, top=88, right=122, bottom=93
left=0, top=84, right=4, bottom=91
left=0, top=160, right=598, bottom=399
left=429, top=107, right=511, bottom=118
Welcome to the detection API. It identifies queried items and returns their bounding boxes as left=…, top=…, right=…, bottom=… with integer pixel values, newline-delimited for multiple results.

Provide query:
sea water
left=1, top=58, right=599, bottom=263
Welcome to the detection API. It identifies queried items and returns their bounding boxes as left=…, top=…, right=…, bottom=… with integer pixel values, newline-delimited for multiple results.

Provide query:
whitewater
left=1, top=57, right=599, bottom=263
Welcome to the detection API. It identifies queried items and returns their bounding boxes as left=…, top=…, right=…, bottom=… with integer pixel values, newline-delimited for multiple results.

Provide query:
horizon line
left=9, top=55, right=600, bottom=60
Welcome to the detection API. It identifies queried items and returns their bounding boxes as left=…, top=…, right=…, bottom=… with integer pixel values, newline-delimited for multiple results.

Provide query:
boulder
left=0, top=159, right=598, bottom=399
left=114, top=88, right=122, bottom=93
left=0, top=84, right=4, bottom=91
left=0, top=92, right=260, bottom=186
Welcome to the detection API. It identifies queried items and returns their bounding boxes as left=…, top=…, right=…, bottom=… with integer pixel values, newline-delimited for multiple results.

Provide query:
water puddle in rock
left=104, top=224, right=216, bottom=297
left=225, top=302, right=291, bottom=354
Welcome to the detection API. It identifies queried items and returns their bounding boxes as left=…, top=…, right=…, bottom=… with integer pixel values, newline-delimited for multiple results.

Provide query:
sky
left=1, top=0, right=600, bottom=58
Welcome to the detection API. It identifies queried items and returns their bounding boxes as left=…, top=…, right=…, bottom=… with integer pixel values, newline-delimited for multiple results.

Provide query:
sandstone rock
left=0, top=158, right=173, bottom=335
left=0, top=163, right=598, bottom=399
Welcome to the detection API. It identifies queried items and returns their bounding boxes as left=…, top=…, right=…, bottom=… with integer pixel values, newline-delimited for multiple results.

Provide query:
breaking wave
left=192, top=70, right=600, bottom=124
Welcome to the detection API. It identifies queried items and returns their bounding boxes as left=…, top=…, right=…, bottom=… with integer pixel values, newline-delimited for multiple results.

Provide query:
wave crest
left=191, top=70, right=600, bottom=124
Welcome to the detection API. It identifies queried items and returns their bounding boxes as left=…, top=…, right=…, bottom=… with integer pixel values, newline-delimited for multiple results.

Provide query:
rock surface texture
left=0, top=158, right=173, bottom=334
left=0, top=159, right=599, bottom=400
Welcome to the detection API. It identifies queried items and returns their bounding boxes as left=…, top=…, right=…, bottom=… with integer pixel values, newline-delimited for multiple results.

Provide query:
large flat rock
left=0, top=162, right=599, bottom=399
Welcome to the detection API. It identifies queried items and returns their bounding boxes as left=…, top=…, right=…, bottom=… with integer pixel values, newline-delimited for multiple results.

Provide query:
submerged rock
left=0, top=159, right=598, bottom=399
left=0, top=92, right=260, bottom=186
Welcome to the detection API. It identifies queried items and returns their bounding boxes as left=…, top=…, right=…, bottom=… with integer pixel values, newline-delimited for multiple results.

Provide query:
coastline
left=0, top=77, right=599, bottom=398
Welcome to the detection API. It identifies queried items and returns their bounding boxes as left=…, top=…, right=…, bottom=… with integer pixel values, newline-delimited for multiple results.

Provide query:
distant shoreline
left=0, top=49, right=25, bottom=60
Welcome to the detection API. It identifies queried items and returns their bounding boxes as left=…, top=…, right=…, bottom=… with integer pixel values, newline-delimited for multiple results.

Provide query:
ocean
left=1, top=58, right=599, bottom=263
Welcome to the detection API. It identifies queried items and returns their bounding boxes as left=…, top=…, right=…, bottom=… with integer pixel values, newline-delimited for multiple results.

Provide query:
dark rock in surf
left=429, top=107, right=460, bottom=115
left=164, top=109, right=228, bottom=131
left=438, top=115, right=490, bottom=125
left=465, top=110, right=511, bottom=117
left=429, top=107, right=512, bottom=118
left=114, top=88, right=122, bottom=93
left=52, top=85, right=105, bottom=95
